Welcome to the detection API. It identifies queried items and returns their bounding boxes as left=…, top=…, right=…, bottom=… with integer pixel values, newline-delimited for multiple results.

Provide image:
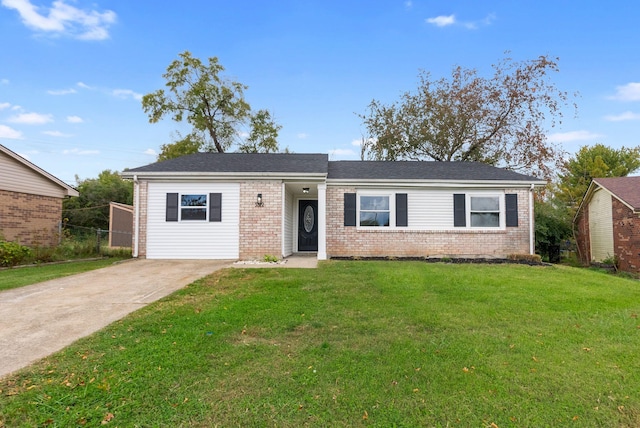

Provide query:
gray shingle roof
left=328, top=161, right=541, bottom=181
left=125, top=153, right=329, bottom=174
left=124, top=153, right=541, bottom=182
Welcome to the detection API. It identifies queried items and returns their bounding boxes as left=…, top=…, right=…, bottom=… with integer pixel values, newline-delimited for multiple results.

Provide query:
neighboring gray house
left=121, top=153, right=544, bottom=260
left=0, top=144, right=78, bottom=246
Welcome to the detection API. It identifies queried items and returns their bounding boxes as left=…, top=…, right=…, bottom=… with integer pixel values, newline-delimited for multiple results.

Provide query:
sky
left=1, top=0, right=639, bottom=185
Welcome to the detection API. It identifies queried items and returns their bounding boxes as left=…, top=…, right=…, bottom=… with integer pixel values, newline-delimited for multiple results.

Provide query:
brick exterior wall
left=239, top=181, right=283, bottom=259
left=574, top=205, right=591, bottom=266
left=325, top=187, right=532, bottom=258
left=612, top=198, right=640, bottom=273
left=134, top=181, right=148, bottom=257
left=0, top=189, right=62, bottom=246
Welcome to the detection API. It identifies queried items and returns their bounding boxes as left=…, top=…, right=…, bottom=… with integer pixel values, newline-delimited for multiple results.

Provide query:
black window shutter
left=505, top=194, right=518, bottom=227
left=396, top=193, right=408, bottom=227
left=209, top=193, right=222, bottom=222
left=453, top=194, right=466, bottom=227
left=344, top=193, right=356, bottom=226
left=166, top=193, right=178, bottom=222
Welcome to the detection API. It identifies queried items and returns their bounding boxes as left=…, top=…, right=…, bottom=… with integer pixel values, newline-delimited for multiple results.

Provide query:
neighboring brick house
left=121, top=153, right=544, bottom=260
left=0, top=144, right=79, bottom=246
left=574, top=177, right=640, bottom=273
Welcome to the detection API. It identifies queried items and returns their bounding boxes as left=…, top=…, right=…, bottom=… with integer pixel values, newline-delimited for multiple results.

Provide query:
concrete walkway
left=0, top=259, right=230, bottom=378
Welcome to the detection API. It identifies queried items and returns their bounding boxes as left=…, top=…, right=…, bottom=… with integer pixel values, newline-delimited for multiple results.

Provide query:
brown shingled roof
left=593, top=176, right=640, bottom=211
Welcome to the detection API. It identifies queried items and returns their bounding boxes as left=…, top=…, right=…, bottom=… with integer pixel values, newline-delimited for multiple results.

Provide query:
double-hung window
left=166, top=192, right=222, bottom=222
left=359, top=195, right=390, bottom=227
left=344, top=193, right=408, bottom=228
left=453, top=193, right=518, bottom=229
left=181, top=194, right=207, bottom=221
left=469, top=196, right=500, bottom=227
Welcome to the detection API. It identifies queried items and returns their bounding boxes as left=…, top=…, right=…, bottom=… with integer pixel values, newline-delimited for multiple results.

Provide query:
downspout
left=133, top=175, right=140, bottom=258
left=529, top=183, right=535, bottom=255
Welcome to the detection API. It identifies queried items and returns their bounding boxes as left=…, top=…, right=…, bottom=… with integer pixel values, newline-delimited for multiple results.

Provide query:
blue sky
left=1, top=0, right=639, bottom=184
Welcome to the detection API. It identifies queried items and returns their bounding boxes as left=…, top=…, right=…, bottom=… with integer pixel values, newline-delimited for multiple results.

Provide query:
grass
left=1, top=261, right=639, bottom=426
left=0, top=258, right=128, bottom=292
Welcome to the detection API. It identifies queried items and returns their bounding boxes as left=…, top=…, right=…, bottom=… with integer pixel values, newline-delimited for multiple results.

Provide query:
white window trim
left=179, top=193, right=209, bottom=222
left=466, top=193, right=505, bottom=230
left=356, top=191, right=396, bottom=229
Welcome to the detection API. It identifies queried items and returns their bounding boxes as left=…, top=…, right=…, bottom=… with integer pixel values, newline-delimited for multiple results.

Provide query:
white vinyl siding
left=283, top=185, right=294, bottom=256
left=146, top=182, right=239, bottom=259
left=0, top=151, right=69, bottom=198
left=401, top=189, right=507, bottom=230
left=407, top=190, right=453, bottom=230
left=589, top=188, right=614, bottom=262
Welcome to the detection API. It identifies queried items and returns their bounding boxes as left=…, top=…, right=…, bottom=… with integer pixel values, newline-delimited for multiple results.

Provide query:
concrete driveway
left=0, top=259, right=230, bottom=379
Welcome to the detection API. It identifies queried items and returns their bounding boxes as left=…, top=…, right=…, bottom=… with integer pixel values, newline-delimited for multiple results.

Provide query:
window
left=181, top=194, right=207, bottom=220
left=469, top=196, right=500, bottom=227
left=453, top=193, right=518, bottom=229
left=344, top=193, right=407, bottom=228
left=359, top=196, right=390, bottom=227
left=166, top=192, right=222, bottom=222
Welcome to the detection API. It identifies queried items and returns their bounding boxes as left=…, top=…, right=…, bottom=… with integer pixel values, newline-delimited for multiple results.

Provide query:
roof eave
left=1, top=144, right=78, bottom=196
left=326, top=178, right=546, bottom=188
left=121, top=171, right=328, bottom=180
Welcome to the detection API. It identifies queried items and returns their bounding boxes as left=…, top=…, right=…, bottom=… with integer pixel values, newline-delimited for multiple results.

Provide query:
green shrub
left=0, top=241, right=33, bottom=267
left=263, top=254, right=279, bottom=263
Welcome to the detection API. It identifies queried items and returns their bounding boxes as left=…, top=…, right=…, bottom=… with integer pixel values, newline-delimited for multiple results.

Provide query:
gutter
left=133, top=175, right=140, bottom=258
left=529, top=183, right=535, bottom=255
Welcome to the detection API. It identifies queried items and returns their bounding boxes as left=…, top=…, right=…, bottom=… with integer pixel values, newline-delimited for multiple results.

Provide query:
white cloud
left=66, top=115, right=83, bottom=123
left=547, top=130, right=603, bottom=143
left=296, top=133, right=309, bottom=139
left=604, top=111, right=640, bottom=122
left=47, top=88, right=76, bottom=95
left=144, top=148, right=157, bottom=156
left=77, top=81, right=92, bottom=89
left=1, top=0, right=117, bottom=40
left=0, top=102, right=11, bottom=110
left=42, top=130, right=72, bottom=137
left=610, top=82, right=640, bottom=101
left=0, top=124, right=23, bottom=139
left=404, top=1, right=412, bottom=9
left=0, top=79, right=8, bottom=84
left=62, top=147, right=99, bottom=155
left=351, top=139, right=362, bottom=147
left=7, top=112, right=53, bottom=124
left=328, top=148, right=357, bottom=157
left=426, top=13, right=495, bottom=29
left=426, top=14, right=456, bottom=27
left=112, top=88, right=143, bottom=101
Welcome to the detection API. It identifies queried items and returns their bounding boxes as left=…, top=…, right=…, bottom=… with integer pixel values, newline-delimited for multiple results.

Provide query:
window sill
left=354, top=227, right=508, bottom=234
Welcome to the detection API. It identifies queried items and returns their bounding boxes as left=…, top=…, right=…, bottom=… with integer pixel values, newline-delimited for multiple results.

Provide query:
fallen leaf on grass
left=582, top=347, right=592, bottom=352
left=362, top=410, right=368, bottom=420
left=101, top=413, right=114, bottom=424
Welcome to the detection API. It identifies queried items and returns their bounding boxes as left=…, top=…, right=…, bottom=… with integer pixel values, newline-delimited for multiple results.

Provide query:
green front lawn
left=1, top=261, right=639, bottom=426
left=0, top=258, right=129, bottom=292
